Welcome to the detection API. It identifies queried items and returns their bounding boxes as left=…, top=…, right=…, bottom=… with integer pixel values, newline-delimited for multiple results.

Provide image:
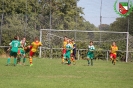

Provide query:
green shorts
left=20, top=49, right=25, bottom=55
left=87, top=52, right=94, bottom=59
left=64, top=52, right=71, bottom=59
left=10, top=51, right=17, bottom=57
left=18, top=48, right=25, bottom=55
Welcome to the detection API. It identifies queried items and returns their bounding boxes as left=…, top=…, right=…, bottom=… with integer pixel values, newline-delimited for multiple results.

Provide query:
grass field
left=0, top=58, right=133, bottom=88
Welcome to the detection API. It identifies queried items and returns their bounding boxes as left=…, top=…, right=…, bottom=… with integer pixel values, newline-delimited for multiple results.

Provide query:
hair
left=90, top=41, right=93, bottom=43
left=112, top=41, right=116, bottom=45
left=64, top=36, right=67, bottom=41
left=34, top=37, right=39, bottom=41
left=64, top=36, right=67, bottom=38
left=14, top=36, right=18, bottom=40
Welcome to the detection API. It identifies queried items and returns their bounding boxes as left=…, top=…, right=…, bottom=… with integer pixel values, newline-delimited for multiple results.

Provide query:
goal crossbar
left=40, top=29, right=128, bottom=34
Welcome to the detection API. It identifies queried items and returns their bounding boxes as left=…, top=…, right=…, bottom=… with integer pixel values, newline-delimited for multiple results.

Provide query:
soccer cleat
left=30, top=64, right=33, bottom=67
left=6, top=64, right=9, bottom=66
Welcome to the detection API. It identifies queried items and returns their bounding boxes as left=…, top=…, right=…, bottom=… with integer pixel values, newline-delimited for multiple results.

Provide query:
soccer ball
left=24, top=45, right=32, bottom=51
left=24, top=45, right=32, bottom=53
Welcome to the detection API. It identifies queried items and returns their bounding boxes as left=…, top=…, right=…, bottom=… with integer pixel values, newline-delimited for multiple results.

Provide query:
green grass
left=0, top=58, right=133, bottom=88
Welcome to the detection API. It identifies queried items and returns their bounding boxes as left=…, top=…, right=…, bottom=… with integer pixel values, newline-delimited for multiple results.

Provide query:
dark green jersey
left=9, top=40, right=20, bottom=52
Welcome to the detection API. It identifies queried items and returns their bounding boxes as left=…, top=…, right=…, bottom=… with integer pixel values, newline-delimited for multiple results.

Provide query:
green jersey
left=87, top=45, right=95, bottom=59
left=66, top=44, right=72, bottom=53
left=64, top=43, right=72, bottom=60
left=9, top=40, right=20, bottom=52
left=88, top=45, right=95, bottom=52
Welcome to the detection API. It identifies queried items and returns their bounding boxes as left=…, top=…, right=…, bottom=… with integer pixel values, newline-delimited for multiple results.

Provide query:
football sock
left=7, top=58, right=10, bottom=64
left=14, top=58, right=17, bottom=65
left=62, top=58, right=64, bottom=63
left=91, top=59, right=93, bottom=66
left=68, top=59, right=71, bottom=65
left=62, top=54, right=65, bottom=63
left=29, top=57, right=32, bottom=64
left=88, top=60, right=90, bottom=65
left=23, top=58, right=26, bottom=63
left=20, top=57, right=22, bottom=62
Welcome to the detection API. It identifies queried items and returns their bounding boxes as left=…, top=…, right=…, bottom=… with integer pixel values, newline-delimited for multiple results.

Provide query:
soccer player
left=17, top=37, right=26, bottom=65
left=86, top=41, right=95, bottom=66
left=28, top=37, right=42, bottom=66
left=61, top=36, right=67, bottom=64
left=72, top=39, right=77, bottom=60
left=64, top=39, right=72, bottom=65
left=70, top=39, right=76, bottom=65
left=110, top=42, right=118, bottom=65
left=6, top=36, right=20, bottom=66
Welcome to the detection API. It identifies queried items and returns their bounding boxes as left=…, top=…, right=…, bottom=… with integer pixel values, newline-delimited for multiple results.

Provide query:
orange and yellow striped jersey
left=70, top=42, right=73, bottom=53
left=31, top=41, right=42, bottom=52
left=63, top=41, right=67, bottom=49
left=110, top=45, right=118, bottom=54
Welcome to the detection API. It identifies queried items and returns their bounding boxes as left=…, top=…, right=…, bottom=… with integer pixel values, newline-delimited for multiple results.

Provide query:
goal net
left=39, top=29, right=129, bottom=62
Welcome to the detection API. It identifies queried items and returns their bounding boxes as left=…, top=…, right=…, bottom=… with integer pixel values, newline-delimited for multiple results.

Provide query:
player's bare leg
left=113, top=59, right=116, bottom=65
left=110, top=56, right=114, bottom=64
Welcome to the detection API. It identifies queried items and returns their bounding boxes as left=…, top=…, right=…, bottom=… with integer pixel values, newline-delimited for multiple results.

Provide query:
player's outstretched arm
left=7, top=46, right=11, bottom=51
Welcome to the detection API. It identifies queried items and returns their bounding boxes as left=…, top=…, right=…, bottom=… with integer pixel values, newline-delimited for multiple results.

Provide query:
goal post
left=39, top=29, right=129, bottom=62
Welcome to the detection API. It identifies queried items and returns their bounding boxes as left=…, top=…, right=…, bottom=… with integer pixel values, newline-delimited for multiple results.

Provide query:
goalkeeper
left=86, top=41, right=95, bottom=66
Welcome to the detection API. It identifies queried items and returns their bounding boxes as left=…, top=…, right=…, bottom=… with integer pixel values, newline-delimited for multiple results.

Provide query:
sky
left=77, top=0, right=132, bottom=27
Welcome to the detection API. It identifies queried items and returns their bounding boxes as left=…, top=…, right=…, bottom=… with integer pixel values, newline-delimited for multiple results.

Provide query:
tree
left=0, top=0, right=98, bottom=47
left=99, top=24, right=109, bottom=31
